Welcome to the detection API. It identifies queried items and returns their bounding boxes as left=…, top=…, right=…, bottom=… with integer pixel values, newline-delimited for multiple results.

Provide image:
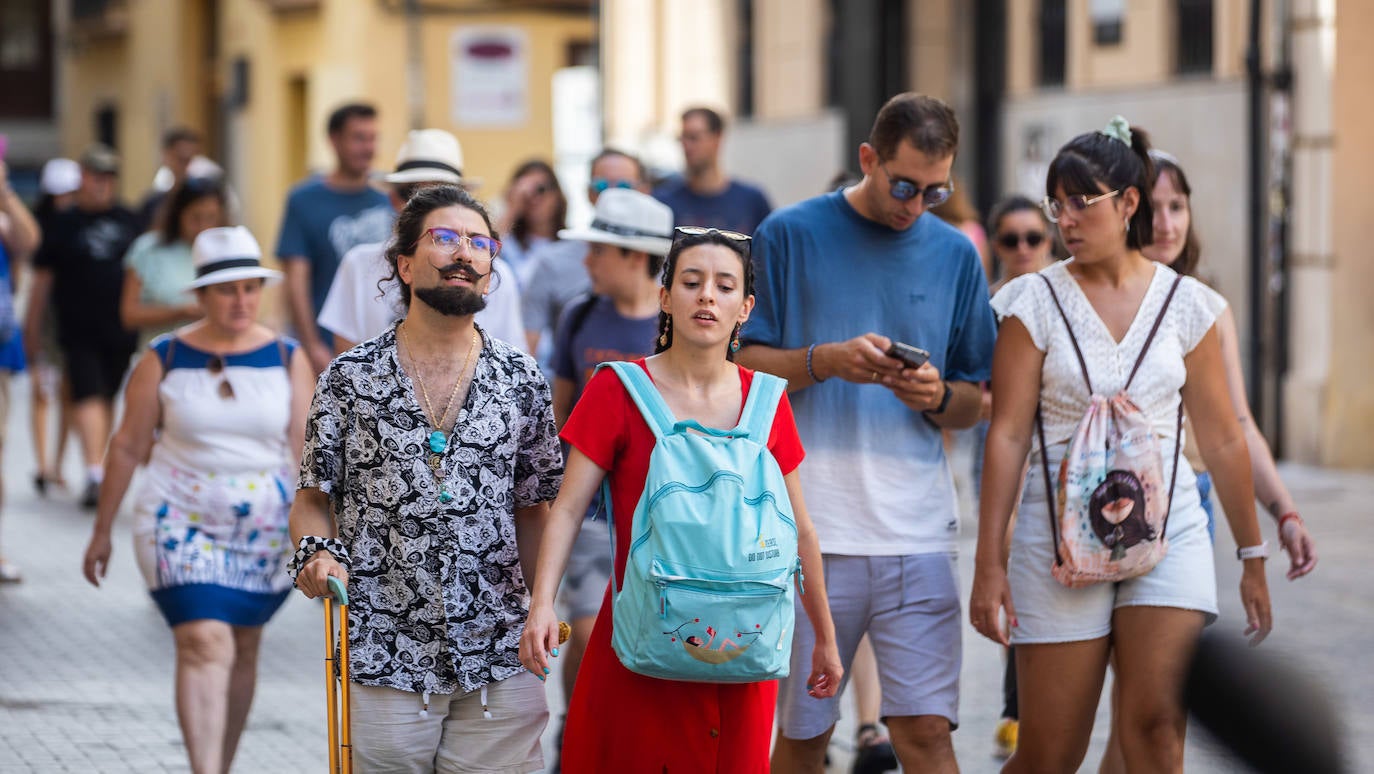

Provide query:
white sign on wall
left=451, top=26, right=528, bottom=127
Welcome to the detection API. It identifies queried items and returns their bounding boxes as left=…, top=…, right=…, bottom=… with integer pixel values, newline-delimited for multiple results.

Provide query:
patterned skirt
left=132, top=461, right=294, bottom=627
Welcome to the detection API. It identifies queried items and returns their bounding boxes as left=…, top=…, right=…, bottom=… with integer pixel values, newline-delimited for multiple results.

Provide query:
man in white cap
left=541, top=187, right=673, bottom=768
left=318, top=129, right=525, bottom=352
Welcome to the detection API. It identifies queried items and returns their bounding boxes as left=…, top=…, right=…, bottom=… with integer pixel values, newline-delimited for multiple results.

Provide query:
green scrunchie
left=1100, top=115, right=1132, bottom=146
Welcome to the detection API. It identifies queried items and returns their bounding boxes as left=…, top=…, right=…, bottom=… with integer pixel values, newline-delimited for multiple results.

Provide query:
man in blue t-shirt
left=652, top=107, right=772, bottom=235
left=276, top=103, right=394, bottom=372
left=738, top=93, right=996, bottom=773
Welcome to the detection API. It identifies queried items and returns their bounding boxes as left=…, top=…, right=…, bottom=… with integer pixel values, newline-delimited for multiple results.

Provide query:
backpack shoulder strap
left=158, top=336, right=178, bottom=382
left=1037, top=273, right=1093, bottom=394
left=1125, top=275, right=1185, bottom=390
left=597, top=361, right=674, bottom=439
left=736, top=371, right=787, bottom=442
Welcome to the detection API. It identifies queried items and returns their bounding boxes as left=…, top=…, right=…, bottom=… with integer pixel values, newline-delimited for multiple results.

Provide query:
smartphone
left=886, top=341, right=931, bottom=370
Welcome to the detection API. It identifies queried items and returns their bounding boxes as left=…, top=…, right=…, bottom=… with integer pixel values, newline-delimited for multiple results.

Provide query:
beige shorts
left=348, top=672, right=548, bottom=773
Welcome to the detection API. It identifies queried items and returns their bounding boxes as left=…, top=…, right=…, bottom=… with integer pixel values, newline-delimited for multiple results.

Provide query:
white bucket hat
left=40, top=158, right=82, bottom=196
left=188, top=226, right=283, bottom=289
left=559, top=189, right=674, bottom=256
left=384, top=129, right=478, bottom=187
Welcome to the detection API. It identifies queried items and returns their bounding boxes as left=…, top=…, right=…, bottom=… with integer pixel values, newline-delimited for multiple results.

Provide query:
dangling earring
left=658, top=317, right=671, bottom=347
left=1124, top=218, right=1131, bottom=233
left=730, top=324, right=742, bottom=353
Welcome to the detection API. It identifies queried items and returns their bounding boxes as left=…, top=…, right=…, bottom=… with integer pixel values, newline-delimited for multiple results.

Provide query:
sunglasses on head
left=206, top=355, right=235, bottom=400
left=590, top=178, right=635, bottom=194
left=673, top=226, right=752, bottom=257
left=879, top=164, right=954, bottom=207
left=996, top=231, right=1047, bottom=250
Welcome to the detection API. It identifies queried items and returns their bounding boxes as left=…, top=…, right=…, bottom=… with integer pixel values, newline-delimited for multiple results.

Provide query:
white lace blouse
left=991, top=260, right=1228, bottom=450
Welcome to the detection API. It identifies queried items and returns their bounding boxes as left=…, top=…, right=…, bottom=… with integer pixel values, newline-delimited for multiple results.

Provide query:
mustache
left=429, top=259, right=491, bottom=281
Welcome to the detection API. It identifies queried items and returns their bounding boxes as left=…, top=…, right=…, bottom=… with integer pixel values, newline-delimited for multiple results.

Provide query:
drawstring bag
left=1034, top=274, right=1184, bottom=588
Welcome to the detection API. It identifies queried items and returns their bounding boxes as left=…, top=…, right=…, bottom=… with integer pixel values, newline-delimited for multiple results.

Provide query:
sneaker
left=80, top=480, right=100, bottom=509
left=0, top=558, right=21, bottom=583
left=993, top=717, right=1018, bottom=759
left=852, top=723, right=898, bottom=774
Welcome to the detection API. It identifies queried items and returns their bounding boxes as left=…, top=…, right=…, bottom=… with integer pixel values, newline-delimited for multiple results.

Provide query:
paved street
left=1, top=371, right=1369, bottom=772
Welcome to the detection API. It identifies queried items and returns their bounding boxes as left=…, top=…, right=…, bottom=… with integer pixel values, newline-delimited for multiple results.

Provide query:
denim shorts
left=1008, top=445, right=1218, bottom=645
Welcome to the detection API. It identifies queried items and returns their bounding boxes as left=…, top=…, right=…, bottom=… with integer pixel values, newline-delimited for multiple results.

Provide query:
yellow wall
left=1325, top=0, right=1374, bottom=467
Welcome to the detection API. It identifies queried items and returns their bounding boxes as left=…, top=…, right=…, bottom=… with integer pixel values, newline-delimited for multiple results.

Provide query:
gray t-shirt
left=520, top=239, right=591, bottom=335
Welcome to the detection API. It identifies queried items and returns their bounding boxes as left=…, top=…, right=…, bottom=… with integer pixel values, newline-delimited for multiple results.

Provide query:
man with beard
left=289, top=184, right=563, bottom=772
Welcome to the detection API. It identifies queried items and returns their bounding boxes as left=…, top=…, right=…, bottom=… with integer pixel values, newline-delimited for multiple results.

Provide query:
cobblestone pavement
left=1, top=374, right=1368, bottom=772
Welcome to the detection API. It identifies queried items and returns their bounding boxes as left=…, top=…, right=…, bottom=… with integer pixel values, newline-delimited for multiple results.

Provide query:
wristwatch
left=926, top=381, right=953, bottom=415
left=1236, top=541, right=1270, bottom=561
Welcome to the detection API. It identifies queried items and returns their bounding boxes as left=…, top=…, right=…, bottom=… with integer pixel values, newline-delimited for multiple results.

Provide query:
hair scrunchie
left=1100, top=115, right=1133, bottom=146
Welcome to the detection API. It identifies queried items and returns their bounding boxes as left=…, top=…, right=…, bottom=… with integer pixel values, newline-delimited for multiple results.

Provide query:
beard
left=413, top=284, right=487, bottom=317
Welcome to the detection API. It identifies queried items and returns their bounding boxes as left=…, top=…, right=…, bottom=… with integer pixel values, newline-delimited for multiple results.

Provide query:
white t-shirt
left=990, top=260, right=1228, bottom=452
left=317, top=241, right=527, bottom=352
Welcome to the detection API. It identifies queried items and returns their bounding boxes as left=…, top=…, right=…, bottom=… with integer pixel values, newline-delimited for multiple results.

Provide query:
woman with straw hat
left=82, top=226, right=314, bottom=774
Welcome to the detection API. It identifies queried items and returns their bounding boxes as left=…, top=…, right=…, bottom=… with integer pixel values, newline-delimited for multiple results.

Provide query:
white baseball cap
left=559, top=189, right=674, bottom=256
left=187, top=227, right=283, bottom=289
left=40, top=158, right=82, bottom=196
left=384, top=129, right=477, bottom=187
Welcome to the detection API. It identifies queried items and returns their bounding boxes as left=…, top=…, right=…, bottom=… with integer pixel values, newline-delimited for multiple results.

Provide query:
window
left=0, top=0, right=53, bottom=118
left=1038, top=0, right=1067, bottom=87
left=1091, top=0, right=1125, bottom=46
left=736, top=0, right=754, bottom=119
left=1176, top=0, right=1214, bottom=75
left=96, top=105, right=118, bottom=151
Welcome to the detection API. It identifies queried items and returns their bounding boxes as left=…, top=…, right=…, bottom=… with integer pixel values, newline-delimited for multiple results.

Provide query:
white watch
left=1236, top=541, right=1270, bottom=561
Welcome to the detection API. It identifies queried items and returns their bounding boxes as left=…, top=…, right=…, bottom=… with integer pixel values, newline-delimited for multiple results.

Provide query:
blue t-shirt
left=552, top=294, right=659, bottom=395
left=653, top=177, right=773, bottom=235
left=274, top=178, right=393, bottom=337
left=742, top=190, right=995, bottom=554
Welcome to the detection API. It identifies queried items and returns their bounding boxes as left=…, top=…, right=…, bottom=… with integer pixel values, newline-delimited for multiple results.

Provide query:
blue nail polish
left=543, top=667, right=550, bottom=675
left=551, top=648, right=559, bottom=657
left=537, top=674, right=545, bottom=682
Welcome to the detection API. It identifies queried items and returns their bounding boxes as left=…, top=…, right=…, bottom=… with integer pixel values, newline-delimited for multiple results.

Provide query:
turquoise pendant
left=439, top=490, right=454, bottom=504
left=428, top=430, right=448, bottom=454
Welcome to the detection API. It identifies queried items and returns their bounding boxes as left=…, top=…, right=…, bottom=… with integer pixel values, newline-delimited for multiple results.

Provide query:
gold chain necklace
left=398, top=324, right=480, bottom=504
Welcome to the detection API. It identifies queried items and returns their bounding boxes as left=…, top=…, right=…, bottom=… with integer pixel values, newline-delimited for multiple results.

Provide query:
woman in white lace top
left=970, top=118, right=1273, bottom=773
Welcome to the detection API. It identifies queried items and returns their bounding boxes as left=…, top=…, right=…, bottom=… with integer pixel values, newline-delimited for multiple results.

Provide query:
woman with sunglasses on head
left=520, top=227, right=843, bottom=773
left=82, top=226, right=313, bottom=774
left=120, top=177, right=230, bottom=344
left=970, top=117, right=1273, bottom=773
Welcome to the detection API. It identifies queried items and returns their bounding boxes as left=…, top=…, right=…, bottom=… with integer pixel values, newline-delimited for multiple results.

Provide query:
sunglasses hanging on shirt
left=206, top=355, right=235, bottom=400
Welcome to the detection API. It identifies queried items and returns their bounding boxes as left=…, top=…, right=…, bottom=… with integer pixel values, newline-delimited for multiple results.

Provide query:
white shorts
left=1008, top=445, right=1218, bottom=645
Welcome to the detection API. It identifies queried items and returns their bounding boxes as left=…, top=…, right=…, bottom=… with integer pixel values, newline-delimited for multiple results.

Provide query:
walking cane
left=324, top=576, right=352, bottom=774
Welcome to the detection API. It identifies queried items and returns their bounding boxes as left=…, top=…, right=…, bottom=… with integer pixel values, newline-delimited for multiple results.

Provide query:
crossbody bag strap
left=1125, top=275, right=1185, bottom=390
left=1158, top=402, right=1185, bottom=540
left=1035, top=405, right=1064, bottom=567
left=1037, top=272, right=1093, bottom=394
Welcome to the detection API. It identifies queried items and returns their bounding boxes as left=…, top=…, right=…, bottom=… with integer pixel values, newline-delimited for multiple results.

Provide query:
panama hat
left=384, top=129, right=478, bottom=187
left=187, top=226, right=283, bottom=289
left=39, top=158, right=82, bottom=196
left=558, top=189, right=674, bottom=256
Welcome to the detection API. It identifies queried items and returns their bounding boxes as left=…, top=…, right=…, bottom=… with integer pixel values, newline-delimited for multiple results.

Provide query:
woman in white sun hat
left=81, top=226, right=314, bottom=774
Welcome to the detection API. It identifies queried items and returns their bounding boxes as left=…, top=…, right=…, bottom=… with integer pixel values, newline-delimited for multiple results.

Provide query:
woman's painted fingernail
left=542, top=667, right=550, bottom=675
left=551, top=648, right=559, bottom=657
left=536, top=674, right=545, bottom=682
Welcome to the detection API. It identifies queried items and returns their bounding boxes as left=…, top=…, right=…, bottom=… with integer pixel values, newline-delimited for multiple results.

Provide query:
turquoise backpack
left=599, top=361, right=802, bottom=683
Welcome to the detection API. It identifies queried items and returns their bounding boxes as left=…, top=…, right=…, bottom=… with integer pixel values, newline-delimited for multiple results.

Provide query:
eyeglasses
left=879, top=164, right=954, bottom=207
left=996, top=231, right=1047, bottom=250
left=1040, top=190, right=1121, bottom=223
left=206, top=355, right=235, bottom=400
left=417, top=227, right=501, bottom=261
left=590, top=178, right=635, bottom=194
left=673, top=226, right=752, bottom=257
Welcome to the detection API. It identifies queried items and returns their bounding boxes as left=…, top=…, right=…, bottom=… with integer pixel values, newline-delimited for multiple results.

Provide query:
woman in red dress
left=520, top=228, right=842, bottom=773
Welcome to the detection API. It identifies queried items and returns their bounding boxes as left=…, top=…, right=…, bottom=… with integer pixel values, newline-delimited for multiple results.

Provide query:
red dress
left=559, top=360, right=805, bottom=774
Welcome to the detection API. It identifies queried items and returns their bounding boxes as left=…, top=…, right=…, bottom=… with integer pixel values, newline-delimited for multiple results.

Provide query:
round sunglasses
left=996, top=231, right=1047, bottom=250
left=879, top=164, right=954, bottom=207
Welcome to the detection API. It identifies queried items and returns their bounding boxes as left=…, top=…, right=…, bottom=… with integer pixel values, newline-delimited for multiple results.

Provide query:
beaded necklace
left=399, top=323, right=480, bottom=503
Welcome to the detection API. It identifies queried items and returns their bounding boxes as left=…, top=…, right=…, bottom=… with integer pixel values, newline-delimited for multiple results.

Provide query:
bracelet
left=1236, top=541, right=1270, bottom=561
left=805, top=343, right=825, bottom=383
left=1278, top=511, right=1303, bottom=530
left=286, top=536, right=350, bottom=580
